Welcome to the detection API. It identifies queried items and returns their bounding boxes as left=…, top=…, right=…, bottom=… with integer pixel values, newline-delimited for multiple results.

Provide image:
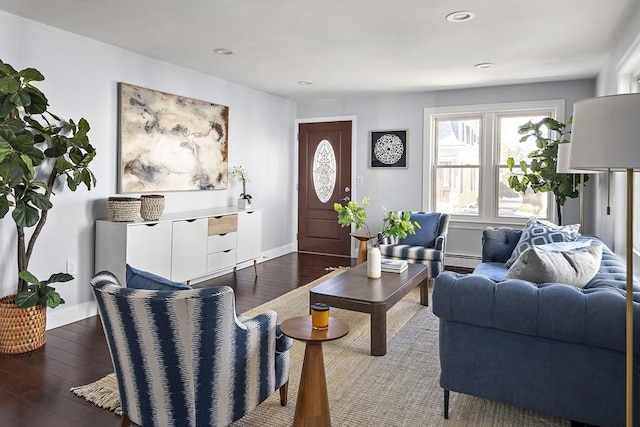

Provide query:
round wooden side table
left=280, top=315, right=349, bottom=427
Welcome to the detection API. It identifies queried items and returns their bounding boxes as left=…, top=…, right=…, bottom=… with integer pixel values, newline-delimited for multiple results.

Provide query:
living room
left=0, top=0, right=640, bottom=425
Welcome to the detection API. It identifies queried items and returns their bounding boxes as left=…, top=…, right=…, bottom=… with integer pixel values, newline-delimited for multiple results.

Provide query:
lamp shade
left=569, top=93, right=640, bottom=170
left=556, top=142, right=601, bottom=174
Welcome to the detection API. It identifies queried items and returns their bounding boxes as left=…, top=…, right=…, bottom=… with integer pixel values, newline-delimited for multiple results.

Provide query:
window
left=424, top=100, right=565, bottom=223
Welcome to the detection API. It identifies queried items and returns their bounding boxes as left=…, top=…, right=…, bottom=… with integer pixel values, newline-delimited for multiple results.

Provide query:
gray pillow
left=505, top=241, right=603, bottom=287
left=504, top=217, right=581, bottom=268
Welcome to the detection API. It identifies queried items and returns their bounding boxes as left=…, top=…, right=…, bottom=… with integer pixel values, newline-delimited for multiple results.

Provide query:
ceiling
left=0, top=0, right=638, bottom=102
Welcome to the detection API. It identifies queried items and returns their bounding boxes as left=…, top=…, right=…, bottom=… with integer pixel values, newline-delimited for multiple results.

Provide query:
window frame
left=423, top=99, right=565, bottom=226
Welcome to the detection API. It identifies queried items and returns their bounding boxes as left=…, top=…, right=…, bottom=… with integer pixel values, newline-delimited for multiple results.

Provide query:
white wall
left=297, top=80, right=595, bottom=266
left=0, top=11, right=297, bottom=328
left=591, top=1, right=640, bottom=266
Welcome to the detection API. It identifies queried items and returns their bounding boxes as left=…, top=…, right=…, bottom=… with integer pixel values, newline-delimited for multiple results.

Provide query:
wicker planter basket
left=107, top=197, right=141, bottom=222
left=0, top=295, right=47, bottom=354
left=140, top=194, right=165, bottom=221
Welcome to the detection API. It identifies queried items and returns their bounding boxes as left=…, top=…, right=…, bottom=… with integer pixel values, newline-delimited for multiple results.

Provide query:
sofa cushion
left=505, top=241, right=603, bottom=287
left=399, top=213, right=440, bottom=247
left=125, top=264, right=192, bottom=291
left=504, top=218, right=580, bottom=268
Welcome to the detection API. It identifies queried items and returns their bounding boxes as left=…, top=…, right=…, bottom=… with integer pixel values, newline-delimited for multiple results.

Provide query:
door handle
left=340, top=196, right=351, bottom=202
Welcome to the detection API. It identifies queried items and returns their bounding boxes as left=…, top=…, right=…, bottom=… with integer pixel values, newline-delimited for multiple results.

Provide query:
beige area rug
left=71, top=269, right=570, bottom=426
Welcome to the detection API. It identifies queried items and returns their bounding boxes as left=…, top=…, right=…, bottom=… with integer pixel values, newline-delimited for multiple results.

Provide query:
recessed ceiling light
left=213, top=48, right=236, bottom=55
left=298, top=80, right=314, bottom=86
left=446, top=11, right=475, bottom=22
left=474, top=62, right=495, bottom=69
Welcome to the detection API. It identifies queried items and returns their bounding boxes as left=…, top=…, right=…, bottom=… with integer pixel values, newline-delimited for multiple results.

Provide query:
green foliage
left=334, top=198, right=421, bottom=246
left=15, top=271, right=72, bottom=309
left=506, top=117, right=586, bottom=224
left=0, top=58, right=97, bottom=305
left=381, top=209, right=420, bottom=240
left=334, top=197, right=370, bottom=231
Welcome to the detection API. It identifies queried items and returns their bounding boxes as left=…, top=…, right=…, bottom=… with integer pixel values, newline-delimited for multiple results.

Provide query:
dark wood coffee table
left=309, top=263, right=429, bottom=356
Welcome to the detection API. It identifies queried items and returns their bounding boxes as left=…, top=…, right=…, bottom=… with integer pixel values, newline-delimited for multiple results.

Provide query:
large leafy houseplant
left=506, top=117, right=584, bottom=225
left=0, top=59, right=97, bottom=309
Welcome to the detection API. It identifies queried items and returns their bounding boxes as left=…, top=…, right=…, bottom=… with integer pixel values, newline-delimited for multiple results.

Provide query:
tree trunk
left=555, top=196, right=563, bottom=225
left=16, top=225, right=28, bottom=293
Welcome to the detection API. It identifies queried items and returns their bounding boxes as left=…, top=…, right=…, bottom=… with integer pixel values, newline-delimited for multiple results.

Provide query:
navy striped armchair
left=90, top=271, right=291, bottom=427
left=378, top=211, right=450, bottom=283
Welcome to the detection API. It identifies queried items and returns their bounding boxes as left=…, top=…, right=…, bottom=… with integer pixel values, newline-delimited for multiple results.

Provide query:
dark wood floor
left=0, top=252, right=353, bottom=427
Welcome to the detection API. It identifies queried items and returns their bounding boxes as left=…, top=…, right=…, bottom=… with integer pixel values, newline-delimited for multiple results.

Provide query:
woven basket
left=140, top=194, right=165, bottom=221
left=0, top=295, right=47, bottom=354
left=107, top=197, right=141, bottom=222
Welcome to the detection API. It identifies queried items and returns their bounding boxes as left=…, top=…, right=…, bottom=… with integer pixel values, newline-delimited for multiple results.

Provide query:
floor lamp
left=569, top=93, right=640, bottom=427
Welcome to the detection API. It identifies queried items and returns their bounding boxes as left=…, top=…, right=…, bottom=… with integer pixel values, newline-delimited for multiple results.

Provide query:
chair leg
left=279, top=381, right=289, bottom=406
left=120, top=415, right=132, bottom=427
left=444, top=389, right=449, bottom=419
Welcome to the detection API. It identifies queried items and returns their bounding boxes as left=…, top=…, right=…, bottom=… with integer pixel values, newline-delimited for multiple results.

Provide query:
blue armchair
left=90, top=271, right=291, bottom=427
left=378, top=211, right=450, bottom=282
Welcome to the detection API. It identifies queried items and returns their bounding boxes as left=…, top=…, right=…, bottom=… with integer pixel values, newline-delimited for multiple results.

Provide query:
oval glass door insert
left=313, top=139, right=336, bottom=203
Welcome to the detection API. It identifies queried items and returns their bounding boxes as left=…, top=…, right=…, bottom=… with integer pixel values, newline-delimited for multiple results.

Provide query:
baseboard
left=47, top=300, right=97, bottom=330
left=262, top=243, right=296, bottom=261
left=446, top=253, right=481, bottom=269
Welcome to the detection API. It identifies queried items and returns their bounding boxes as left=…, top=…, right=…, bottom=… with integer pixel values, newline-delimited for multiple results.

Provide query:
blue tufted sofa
left=433, top=227, right=640, bottom=427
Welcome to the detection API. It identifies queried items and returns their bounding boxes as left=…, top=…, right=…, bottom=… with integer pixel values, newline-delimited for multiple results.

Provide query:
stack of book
left=380, top=258, right=408, bottom=273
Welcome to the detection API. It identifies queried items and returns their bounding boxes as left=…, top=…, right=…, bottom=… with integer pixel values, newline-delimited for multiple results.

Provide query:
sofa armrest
left=433, top=271, right=640, bottom=355
left=434, top=234, right=446, bottom=252
left=481, top=227, right=522, bottom=263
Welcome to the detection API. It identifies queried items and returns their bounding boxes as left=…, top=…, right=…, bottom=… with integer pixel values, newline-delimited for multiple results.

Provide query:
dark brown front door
left=298, top=121, right=352, bottom=256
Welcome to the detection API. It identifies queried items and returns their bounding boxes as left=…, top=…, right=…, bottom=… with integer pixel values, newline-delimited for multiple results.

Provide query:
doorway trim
left=294, top=115, right=358, bottom=258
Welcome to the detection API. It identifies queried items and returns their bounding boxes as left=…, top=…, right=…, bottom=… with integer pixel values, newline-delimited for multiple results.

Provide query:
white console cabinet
left=171, top=218, right=208, bottom=282
left=237, top=210, right=262, bottom=264
left=95, top=207, right=262, bottom=285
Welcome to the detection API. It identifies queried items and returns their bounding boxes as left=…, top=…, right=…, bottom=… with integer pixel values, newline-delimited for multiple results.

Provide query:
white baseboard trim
left=262, top=243, right=296, bottom=261
left=446, top=253, right=481, bottom=269
left=47, top=300, right=97, bottom=330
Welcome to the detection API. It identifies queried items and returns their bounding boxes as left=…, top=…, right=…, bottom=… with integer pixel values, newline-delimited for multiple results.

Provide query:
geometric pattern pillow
left=505, top=241, right=603, bottom=287
left=504, top=217, right=581, bottom=268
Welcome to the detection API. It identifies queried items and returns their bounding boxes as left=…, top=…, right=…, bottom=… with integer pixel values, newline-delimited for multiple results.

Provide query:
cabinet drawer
left=207, top=232, right=237, bottom=253
left=207, top=249, right=236, bottom=272
left=208, top=214, right=237, bottom=235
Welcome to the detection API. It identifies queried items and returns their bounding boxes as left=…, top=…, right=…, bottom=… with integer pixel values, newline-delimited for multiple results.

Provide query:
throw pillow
left=400, top=212, right=440, bottom=247
left=505, top=241, right=603, bottom=287
left=504, top=217, right=581, bottom=268
left=125, top=264, right=192, bottom=291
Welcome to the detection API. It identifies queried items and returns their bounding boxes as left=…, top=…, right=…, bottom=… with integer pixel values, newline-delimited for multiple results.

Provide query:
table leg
left=420, top=278, right=431, bottom=307
left=294, top=343, right=331, bottom=426
left=370, top=304, right=387, bottom=356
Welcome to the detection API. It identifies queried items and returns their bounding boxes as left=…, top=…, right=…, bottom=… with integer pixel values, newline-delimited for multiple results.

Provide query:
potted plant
left=230, top=165, right=252, bottom=209
left=506, top=117, right=584, bottom=225
left=0, top=59, right=97, bottom=354
left=334, top=198, right=419, bottom=278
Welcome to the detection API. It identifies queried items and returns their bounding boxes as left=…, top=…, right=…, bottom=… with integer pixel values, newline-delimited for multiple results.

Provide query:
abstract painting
left=370, top=130, right=407, bottom=168
left=118, top=83, right=229, bottom=193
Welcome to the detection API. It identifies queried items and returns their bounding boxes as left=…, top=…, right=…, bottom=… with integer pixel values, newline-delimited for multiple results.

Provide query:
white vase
left=367, top=246, right=382, bottom=278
